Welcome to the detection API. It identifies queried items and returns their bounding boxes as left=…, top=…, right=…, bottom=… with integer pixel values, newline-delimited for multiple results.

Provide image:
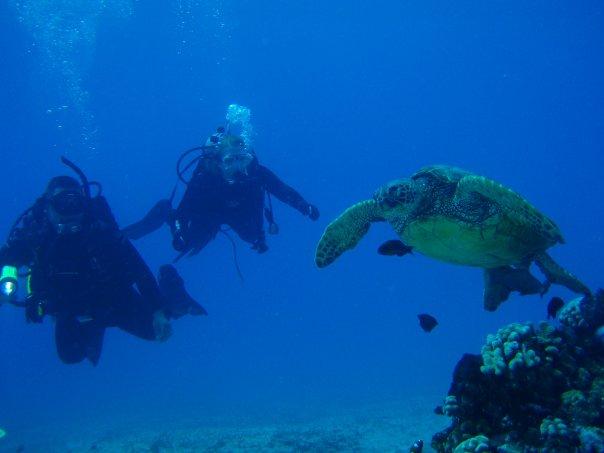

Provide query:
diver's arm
left=93, top=193, right=169, bottom=240
left=258, top=165, right=318, bottom=218
left=0, top=214, right=39, bottom=267
left=122, top=199, right=173, bottom=240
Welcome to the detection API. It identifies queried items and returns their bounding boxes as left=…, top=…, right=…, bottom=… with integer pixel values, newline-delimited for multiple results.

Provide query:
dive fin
left=158, top=265, right=207, bottom=319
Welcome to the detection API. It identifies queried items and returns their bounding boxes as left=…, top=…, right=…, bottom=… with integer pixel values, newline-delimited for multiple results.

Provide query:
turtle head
left=374, top=178, right=416, bottom=211
left=373, top=178, right=418, bottom=233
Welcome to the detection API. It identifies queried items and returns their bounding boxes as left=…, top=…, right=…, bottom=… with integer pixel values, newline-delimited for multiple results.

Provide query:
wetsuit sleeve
left=257, top=165, right=310, bottom=215
left=118, top=235, right=164, bottom=311
left=122, top=199, right=173, bottom=240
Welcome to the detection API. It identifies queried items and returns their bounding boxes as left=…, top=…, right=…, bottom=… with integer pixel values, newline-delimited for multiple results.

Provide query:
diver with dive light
left=123, top=105, right=319, bottom=261
left=0, top=158, right=206, bottom=365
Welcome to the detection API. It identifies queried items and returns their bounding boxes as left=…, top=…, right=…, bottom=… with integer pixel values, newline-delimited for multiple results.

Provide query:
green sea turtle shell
left=386, top=165, right=564, bottom=268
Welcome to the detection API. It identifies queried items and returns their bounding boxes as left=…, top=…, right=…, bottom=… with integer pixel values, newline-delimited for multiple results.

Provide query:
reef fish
left=377, top=239, right=413, bottom=257
left=418, top=314, right=438, bottom=332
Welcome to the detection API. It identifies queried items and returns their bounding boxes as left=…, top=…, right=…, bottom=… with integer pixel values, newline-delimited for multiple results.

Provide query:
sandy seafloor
left=0, top=396, right=447, bottom=452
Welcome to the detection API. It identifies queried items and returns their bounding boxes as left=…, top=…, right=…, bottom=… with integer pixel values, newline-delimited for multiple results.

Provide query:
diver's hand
left=153, top=310, right=172, bottom=342
left=171, top=223, right=187, bottom=252
left=25, top=297, right=47, bottom=323
left=172, top=236, right=186, bottom=252
left=252, top=238, right=269, bottom=254
left=306, top=204, right=320, bottom=221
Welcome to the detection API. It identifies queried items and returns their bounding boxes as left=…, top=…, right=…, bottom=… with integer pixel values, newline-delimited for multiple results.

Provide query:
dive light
left=0, top=266, right=18, bottom=298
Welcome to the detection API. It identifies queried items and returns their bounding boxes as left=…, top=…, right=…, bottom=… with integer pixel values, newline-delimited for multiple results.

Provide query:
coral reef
left=432, top=290, right=604, bottom=452
left=453, top=434, right=491, bottom=452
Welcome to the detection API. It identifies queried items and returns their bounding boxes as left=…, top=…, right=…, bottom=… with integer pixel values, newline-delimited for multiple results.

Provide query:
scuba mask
left=45, top=177, right=88, bottom=235
left=49, top=189, right=86, bottom=217
left=220, top=151, right=254, bottom=180
left=217, top=135, right=254, bottom=181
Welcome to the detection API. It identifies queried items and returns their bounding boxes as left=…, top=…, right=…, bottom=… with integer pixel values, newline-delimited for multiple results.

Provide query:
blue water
left=1, top=0, right=603, bottom=448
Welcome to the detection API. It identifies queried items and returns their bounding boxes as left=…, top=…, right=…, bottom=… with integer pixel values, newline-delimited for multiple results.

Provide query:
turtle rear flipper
left=315, top=200, right=385, bottom=268
left=483, top=266, right=545, bottom=311
left=535, top=252, right=591, bottom=296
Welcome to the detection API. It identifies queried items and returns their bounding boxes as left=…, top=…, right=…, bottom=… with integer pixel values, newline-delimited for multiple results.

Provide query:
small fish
left=434, top=405, right=444, bottom=415
left=547, top=297, right=564, bottom=319
left=378, top=239, right=413, bottom=257
left=418, top=314, right=438, bottom=332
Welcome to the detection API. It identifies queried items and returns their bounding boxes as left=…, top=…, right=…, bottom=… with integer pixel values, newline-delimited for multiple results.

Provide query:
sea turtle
left=315, top=165, right=591, bottom=311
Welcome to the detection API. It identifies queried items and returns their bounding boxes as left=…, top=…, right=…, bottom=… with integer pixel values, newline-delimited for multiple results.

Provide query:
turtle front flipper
left=316, top=200, right=385, bottom=268
left=483, top=266, right=545, bottom=311
left=534, top=252, right=591, bottom=296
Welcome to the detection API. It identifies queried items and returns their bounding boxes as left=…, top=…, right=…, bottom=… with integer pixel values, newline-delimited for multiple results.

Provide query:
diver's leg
left=55, top=317, right=86, bottom=364
left=55, top=316, right=104, bottom=364
left=230, top=209, right=267, bottom=253
left=122, top=199, right=173, bottom=240
left=534, top=252, right=591, bottom=296
left=80, top=321, right=106, bottom=366
left=483, top=266, right=545, bottom=311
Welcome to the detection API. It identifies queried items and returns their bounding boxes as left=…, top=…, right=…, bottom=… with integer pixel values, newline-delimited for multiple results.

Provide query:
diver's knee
left=56, top=346, right=86, bottom=364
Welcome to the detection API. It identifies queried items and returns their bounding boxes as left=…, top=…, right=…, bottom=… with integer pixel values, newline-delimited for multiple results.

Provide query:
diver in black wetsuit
left=0, top=160, right=206, bottom=365
left=124, top=130, right=319, bottom=259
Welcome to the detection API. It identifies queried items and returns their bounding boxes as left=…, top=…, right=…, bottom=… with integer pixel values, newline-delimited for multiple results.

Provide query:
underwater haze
left=1, top=1, right=604, bottom=451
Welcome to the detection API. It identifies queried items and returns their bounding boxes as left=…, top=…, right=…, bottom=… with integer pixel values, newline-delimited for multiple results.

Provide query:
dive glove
left=25, top=297, right=47, bottom=323
left=307, top=204, right=320, bottom=221
left=170, top=220, right=187, bottom=252
left=153, top=310, right=172, bottom=342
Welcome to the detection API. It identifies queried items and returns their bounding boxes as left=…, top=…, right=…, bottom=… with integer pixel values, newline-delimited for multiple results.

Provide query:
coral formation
left=432, top=290, right=604, bottom=452
left=453, top=434, right=491, bottom=452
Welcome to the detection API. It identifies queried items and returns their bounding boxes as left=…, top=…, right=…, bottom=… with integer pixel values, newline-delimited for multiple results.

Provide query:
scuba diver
left=123, top=109, right=320, bottom=260
left=0, top=158, right=206, bottom=365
